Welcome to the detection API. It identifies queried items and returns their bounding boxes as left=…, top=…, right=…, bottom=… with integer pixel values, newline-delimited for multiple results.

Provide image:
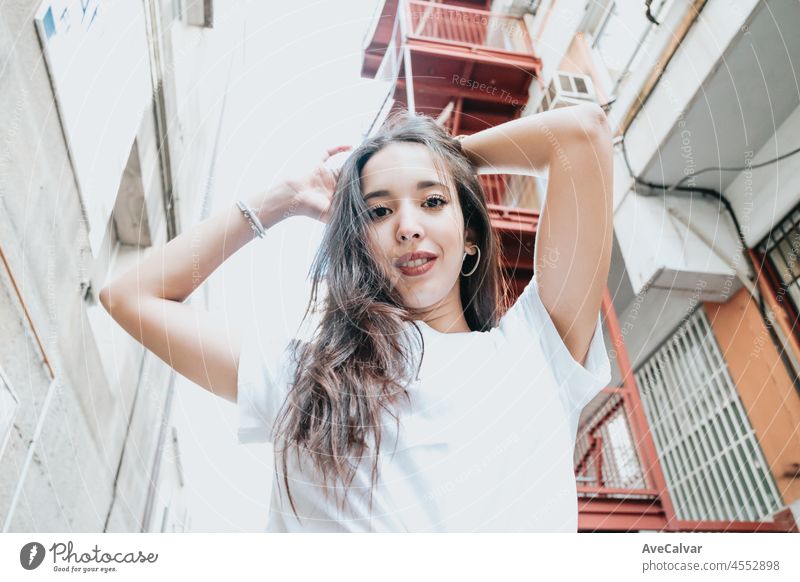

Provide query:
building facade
left=549, top=0, right=800, bottom=530
left=362, top=0, right=800, bottom=531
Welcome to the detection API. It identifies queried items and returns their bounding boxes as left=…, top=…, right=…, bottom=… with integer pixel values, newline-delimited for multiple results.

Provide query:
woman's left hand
left=286, top=145, right=353, bottom=223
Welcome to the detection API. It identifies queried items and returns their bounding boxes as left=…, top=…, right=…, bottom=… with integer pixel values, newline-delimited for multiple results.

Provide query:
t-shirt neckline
left=414, top=319, right=474, bottom=336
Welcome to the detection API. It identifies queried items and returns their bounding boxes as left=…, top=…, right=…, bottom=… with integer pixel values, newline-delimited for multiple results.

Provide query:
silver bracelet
left=236, top=200, right=266, bottom=239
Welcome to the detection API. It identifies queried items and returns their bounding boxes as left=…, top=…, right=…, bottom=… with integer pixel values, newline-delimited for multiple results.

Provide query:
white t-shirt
left=237, top=273, right=611, bottom=532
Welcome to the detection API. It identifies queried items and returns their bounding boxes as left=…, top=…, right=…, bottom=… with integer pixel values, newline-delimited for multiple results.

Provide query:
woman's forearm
left=99, top=183, right=294, bottom=307
left=458, top=102, right=609, bottom=176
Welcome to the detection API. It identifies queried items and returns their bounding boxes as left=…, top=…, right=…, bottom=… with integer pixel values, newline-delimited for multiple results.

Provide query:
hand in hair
left=286, top=145, right=352, bottom=223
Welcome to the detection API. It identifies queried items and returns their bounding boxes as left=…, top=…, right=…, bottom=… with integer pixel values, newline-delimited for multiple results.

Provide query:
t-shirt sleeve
left=497, top=273, right=612, bottom=415
left=236, top=323, right=294, bottom=445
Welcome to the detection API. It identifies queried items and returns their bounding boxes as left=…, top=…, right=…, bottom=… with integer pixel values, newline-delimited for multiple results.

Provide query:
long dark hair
left=272, top=110, right=512, bottom=522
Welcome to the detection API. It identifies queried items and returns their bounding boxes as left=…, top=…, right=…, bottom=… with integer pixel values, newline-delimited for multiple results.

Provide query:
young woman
left=99, top=103, right=614, bottom=532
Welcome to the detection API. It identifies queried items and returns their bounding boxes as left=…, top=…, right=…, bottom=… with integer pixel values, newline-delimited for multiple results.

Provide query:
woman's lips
left=397, top=257, right=437, bottom=277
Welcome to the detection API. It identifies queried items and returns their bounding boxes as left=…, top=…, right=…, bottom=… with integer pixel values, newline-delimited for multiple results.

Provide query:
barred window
left=634, top=307, right=783, bottom=521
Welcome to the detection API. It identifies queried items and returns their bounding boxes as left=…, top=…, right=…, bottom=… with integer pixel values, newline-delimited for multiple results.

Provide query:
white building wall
left=518, top=0, right=767, bottom=300
left=611, top=0, right=760, bottom=299
left=726, top=102, right=800, bottom=248
left=0, top=0, right=244, bottom=532
left=519, top=0, right=768, bottom=366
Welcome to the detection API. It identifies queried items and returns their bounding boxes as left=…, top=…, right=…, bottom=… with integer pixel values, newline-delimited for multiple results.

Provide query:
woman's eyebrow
left=364, top=180, right=448, bottom=202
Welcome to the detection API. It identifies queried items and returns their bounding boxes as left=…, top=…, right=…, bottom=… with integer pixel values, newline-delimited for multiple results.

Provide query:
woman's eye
left=368, top=206, right=390, bottom=220
left=368, top=195, right=447, bottom=220
left=424, top=194, right=447, bottom=208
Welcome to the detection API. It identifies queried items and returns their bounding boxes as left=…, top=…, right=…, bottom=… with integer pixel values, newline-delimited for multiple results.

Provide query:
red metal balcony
left=403, top=0, right=537, bottom=61
left=362, top=0, right=542, bottom=135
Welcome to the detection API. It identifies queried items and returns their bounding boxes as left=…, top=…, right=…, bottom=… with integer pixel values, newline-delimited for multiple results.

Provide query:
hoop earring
left=461, top=246, right=481, bottom=277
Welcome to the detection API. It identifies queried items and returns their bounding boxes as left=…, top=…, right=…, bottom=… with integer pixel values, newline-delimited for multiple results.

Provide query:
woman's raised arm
left=457, top=103, right=614, bottom=369
left=456, top=102, right=609, bottom=176
left=98, top=184, right=295, bottom=403
left=98, top=144, right=350, bottom=403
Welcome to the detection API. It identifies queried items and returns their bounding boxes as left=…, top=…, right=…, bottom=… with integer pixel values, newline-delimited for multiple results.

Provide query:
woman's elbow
left=575, top=102, right=612, bottom=144
left=98, top=284, right=123, bottom=315
left=98, top=285, right=110, bottom=309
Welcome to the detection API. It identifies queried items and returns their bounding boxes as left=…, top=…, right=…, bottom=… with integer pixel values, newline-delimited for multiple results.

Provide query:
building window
left=635, top=306, right=783, bottom=521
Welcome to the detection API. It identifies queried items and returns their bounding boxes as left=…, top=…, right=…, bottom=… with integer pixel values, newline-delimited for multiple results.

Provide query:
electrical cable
left=664, top=143, right=800, bottom=193
left=613, top=117, right=800, bottom=394
left=645, top=0, right=661, bottom=25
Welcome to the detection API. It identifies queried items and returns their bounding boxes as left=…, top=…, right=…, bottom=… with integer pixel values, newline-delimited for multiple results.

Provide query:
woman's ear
left=464, top=226, right=478, bottom=255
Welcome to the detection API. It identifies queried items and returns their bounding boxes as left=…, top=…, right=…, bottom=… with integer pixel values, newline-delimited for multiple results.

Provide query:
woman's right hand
left=285, top=145, right=353, bottom=224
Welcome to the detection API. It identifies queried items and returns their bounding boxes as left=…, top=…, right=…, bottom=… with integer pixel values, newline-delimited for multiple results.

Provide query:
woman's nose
left=397, top=228, right=421, bottom=242
left=395, top=205, right=423, bottom=242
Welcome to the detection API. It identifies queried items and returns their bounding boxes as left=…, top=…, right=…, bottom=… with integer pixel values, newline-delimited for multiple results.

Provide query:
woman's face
left=360, top=142, right=473, bottom=315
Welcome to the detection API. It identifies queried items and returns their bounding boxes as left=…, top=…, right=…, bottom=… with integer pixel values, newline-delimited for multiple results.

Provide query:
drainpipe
left=0, top=246, right=55, bottom=379
left=619, top=0, right=708, bottom=134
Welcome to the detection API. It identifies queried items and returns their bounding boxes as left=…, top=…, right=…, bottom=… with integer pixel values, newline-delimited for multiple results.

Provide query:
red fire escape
left=361, top=0, right=797, bottom=533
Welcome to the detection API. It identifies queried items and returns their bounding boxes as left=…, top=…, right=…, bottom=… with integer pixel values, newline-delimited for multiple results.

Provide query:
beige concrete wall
left=704, top=289, right=800, bottom=510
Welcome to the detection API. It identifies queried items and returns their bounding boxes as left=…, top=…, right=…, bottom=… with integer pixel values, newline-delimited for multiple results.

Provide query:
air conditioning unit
left=537, top=71, right=596, bottom=112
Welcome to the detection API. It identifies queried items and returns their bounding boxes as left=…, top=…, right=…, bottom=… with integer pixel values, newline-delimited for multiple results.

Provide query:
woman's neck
left=416, top=289, right=471, bottom=333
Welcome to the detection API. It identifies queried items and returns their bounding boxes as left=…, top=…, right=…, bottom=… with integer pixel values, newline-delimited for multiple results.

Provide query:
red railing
left=479, top=175, right=505, bottom=205
left=575, top=391, right=650, bottom=492
left=404, top=0, right=534, bottom=55
left=479, top=174, right=542, bottom=208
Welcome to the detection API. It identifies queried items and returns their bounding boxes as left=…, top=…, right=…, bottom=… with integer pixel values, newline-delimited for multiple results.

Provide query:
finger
left=323, top=145, right=350, bottom=160
left=322, top=144, right=353, bottom=161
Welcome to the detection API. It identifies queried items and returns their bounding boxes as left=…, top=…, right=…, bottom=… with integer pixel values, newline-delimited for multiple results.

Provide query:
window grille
left=757, top=206, right=800, bottom=330
left=635, top=307, right=783, bottom=521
